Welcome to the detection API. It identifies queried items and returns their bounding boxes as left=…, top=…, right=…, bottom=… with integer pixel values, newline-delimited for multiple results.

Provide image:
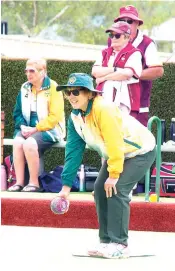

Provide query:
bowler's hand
left=104, top=177, right=118, bottom=198
left=57, top=185, right=71, bottom=200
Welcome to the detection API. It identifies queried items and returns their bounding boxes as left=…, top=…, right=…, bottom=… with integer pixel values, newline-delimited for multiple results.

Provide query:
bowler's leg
left=107, top=148, right=156, bottom=245
left=94, top=161, right=110, bottom=243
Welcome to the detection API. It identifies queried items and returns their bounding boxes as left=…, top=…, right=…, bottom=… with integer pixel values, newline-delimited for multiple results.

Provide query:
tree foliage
left=1, top=1, right=175, bottom=44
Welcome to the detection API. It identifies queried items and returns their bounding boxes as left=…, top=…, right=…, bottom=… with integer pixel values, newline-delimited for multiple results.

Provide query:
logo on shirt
left=44, top=90, right=50, bottom=97
left=25, top=91, right=28, bottom=98
left=68, top=76, right=76, bottom=84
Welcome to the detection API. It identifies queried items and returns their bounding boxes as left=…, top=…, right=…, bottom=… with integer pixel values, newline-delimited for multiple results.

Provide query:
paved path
left=0, top=226, right=174, bottom=271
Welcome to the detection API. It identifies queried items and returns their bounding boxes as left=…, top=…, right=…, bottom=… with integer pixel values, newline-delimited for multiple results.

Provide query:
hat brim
left=106, top=28, right=125, bottom=34
left=56, top=85, right=75, bottom=91
left=56, top=85, right=101, bottom=93
left=114, top=14, right=143, bottom=26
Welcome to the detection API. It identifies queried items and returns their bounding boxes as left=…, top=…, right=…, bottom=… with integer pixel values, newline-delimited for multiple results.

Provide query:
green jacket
left=13, top=76, right=65, bottom=142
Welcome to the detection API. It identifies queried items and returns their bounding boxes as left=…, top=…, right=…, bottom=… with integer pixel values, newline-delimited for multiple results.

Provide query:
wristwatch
left=114, top=67, right=117, bottom=72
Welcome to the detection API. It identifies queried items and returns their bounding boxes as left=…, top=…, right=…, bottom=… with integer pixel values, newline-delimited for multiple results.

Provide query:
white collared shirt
left=132, top=30, right=163, bottom=67
left=93, top=46, right=142, bottom=113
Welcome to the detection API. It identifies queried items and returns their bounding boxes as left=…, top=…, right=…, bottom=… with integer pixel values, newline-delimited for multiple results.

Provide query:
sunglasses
left=118, top=19, right=134, bottom=24
left=25, top=68, right=37, bottom=74
left=109, top=33, right=122, bottom=39
left=25, top=68, right=43, bottom=74
left=64, top=88, right=84, bottom=97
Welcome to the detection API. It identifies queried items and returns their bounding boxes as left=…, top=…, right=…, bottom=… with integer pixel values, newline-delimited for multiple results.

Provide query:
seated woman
left=8, top=58, right=65, bottom=192
left=56, top=73, right=156, bottom=258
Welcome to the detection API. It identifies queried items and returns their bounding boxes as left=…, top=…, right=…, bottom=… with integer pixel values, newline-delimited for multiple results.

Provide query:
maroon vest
left=108, top=34, right=153, bottom=108
left=97, top=43, right=141, bottom=111
left=136, top=35, right=152, bottom=108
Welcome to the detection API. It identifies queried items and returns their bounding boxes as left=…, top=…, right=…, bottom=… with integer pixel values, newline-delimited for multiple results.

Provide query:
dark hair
left=82, top=87, right=98, bottom=98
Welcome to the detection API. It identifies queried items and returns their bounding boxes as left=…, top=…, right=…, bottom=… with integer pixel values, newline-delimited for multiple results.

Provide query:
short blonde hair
left=26, top=58, right=47, bottom=71
left=124, top=33, right=130, bottom=40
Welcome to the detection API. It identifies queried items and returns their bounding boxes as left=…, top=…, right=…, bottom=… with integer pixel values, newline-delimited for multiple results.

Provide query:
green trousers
left=94, top=148, right=156, bottom=246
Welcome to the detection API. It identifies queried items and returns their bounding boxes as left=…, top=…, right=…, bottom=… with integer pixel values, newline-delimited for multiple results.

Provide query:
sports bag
left=150, top=162, right=175, bottom=197
left=4, top=155, right=16, bottom=188
left=4, top=155, right=29, bottom=188
left=39, top=165, right=80, bottom=192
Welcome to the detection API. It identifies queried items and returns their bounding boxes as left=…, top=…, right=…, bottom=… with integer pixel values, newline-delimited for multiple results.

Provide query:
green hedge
left=1, top=59, right=175, bottom=170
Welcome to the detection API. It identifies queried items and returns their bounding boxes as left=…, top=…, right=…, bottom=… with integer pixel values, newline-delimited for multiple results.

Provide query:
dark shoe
left=22, top=184, right=44, bottom=192
left=8, top=184, right=24, bottom=192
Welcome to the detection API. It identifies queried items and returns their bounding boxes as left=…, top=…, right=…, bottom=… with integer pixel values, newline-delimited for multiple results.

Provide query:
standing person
left=113, top=5, right=164, bottom=126
left=56, top=73, right=156, bottom=258
left=8, top=58, right=65, bottom=192
left=92, top=21, right=142, bottom=118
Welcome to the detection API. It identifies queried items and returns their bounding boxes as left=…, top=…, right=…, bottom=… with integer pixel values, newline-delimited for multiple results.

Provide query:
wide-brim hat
left=114, top=5, right=143, bottom=26
left=56, top=73, right=101, bottom=93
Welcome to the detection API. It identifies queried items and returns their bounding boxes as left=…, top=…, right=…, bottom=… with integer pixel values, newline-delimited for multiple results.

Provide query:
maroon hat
left=114, top=5, right=143, bottom=26
left=106, top=21, right=131, bottom=35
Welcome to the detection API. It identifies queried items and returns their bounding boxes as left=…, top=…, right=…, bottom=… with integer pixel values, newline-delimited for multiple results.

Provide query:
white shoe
left=87, top=243, right=109, bottom=256
left=100, top=243, right=130, bottom=259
